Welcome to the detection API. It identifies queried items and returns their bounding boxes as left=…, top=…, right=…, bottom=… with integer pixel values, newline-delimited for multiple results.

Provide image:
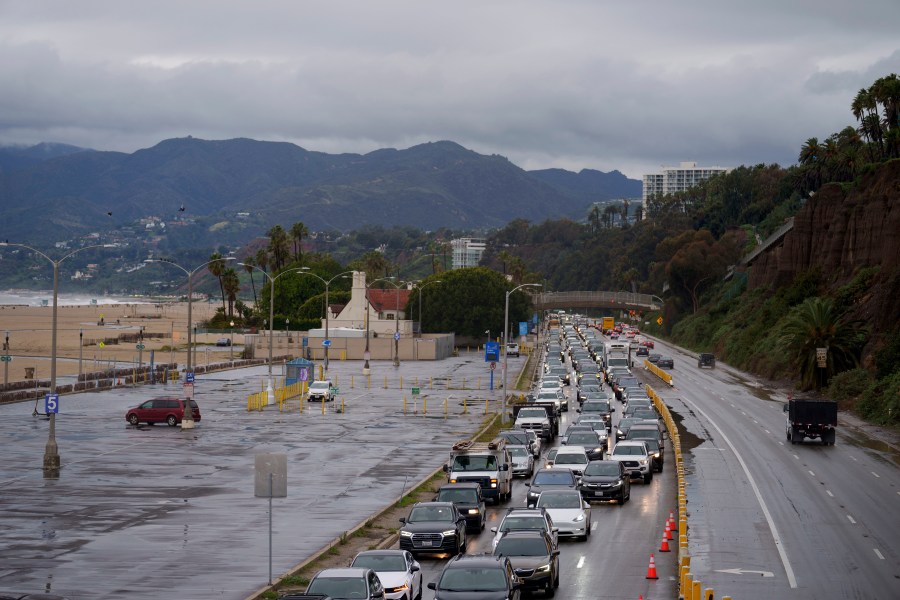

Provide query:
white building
left=451, top=238, right=486, bottom=269
left=642, top=162, right=730, bottom=216
left=325, top=271, right=413, bottom=336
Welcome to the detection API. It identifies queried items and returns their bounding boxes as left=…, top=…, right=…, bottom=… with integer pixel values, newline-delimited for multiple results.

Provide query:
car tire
left=414, top=582, right=422, bottom=600
left=127, top=414, right=140, bottom=426
left=643, top=472, right=652, bottom=484
left=166, top=415, right=178, bottom=427
left=545, top=578, right=555, bottom=597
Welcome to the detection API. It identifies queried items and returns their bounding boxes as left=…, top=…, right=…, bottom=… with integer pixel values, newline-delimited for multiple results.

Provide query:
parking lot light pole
left=365, top=277, right=403, bottom=369
left=414, top=280, right=442, bottom=337
left=503, top=283, right=542, bottom=424
left=299, top=268, right=353, bottom=372
left=145, top=257, right=234, bottom=429
left=230, top=321, right=235, bottom=362
left=0, top=242, right=114, bottom=476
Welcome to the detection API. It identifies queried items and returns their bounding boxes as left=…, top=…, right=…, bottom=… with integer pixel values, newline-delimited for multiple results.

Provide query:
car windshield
left=532, top=470, right=573, bottom=485
left=495, top=537, right=550, bottom=557
left=554, top=453, right=587, bottom=465
left=584, top=462, right=620, bottom=476
left=499, top=516, right=548, bottom=533
left=538, top=493, right=582, bottom=508
left=518, top=408, right=546, bottom=418
left=308, top=576, right=368, bottom=598
left=407, top=505, right=456, bottom=522
left=508, top=446, right=528, bottom=457
left=583, top=402, right=609, bottom=412
left=502, top=432, right=528, bottom=444
left=629, top=429, right=658, bottom=440
left=438, top=489, right=477, bottom=503
left=452, top=455, right=497, bottom=471
left=566, top=434, right=597, bottom=445
left=614, top=445, right=646, bottom=456
left=439, top=567, right=507, bottom=592
left=310, top=382, right=329, bottom=390
left=351, top=554, right=407, bottom=572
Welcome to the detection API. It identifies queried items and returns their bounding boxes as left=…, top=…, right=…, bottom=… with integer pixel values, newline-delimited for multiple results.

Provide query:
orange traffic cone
left=646, top=553, right=658, bottom=579
left=669, top=510, right=676, bottom=527
left=659, top=529, right=671, bottom=552
left=664, top=520, right=673, bottom=540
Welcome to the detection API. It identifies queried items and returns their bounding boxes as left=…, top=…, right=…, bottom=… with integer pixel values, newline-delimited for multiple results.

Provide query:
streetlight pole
left=230, top=320, right=235, bottom=362
left=414, top=280, right=442, bottom=338
left=145, top=256, right=235, bottom=429
left=298, top=269, right=353, bottom=373
left=365, top=277, right=404, bottom=369
left=0, top=242, right=114, bottom=476
left=503, top=283, right=542, bottom=424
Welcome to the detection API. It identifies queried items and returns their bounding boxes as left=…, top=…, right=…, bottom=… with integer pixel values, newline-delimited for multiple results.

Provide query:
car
left=433, top=482, right=487, bottom=532
left=570, top=418, right=610, bottom=444
left=548, top=365, right=571, bottom=386
left=656, top=356, right=674, bottom=369
left=506, top=342, right=520, bottom=358
left=549, top=446, right=589, bottom=479
left=308, top=379, right=335, bottom=402
left=490, top=507, right=558, bottom=550
left=427, top=554, right=522, bottom=600
left=536, top=389, right=567, bottom=413
left=635, top=345, right=649, bottom=357
left=398, top=502, right=467, bottom=556
left=698, top=353, right=716, bottom=368
left=498, top=429, right=536, bottom=456
left=615, top=416, right=644, bottom=441
left=560, top=431, right=605, bottom=461
left=492, top=530, right=560, bottom=596
left=578, top=399, right=613, bottom=431
left=623, top=399, right=654, bottom=417
left=642, top=340, right=655, bottom=349
left=626, top=425, right=665, bottom=472
left=535, top=489, right=592, bottom=540
left=576, top=383, right=604, bottom=404
left=306, top=567, right=386, bottom=600
left=609, top=440, right=653, bottom=483
left=349, top=550, right=422, bottom=600
left=580, top=459, right=630, bottom=504
left=507, top=445, right=535, bottom=478
left=215, top=337, right=232, bottom=346
left=524, top=468, right=579, bottom=508
left=125, top=396, right=200, bottom=427
left=647, top=353, right=661, bottom=364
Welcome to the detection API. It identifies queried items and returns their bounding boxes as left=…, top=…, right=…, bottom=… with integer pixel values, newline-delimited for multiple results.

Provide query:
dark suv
left=427, top=554, right=522, bottom=600
left=125, top=397, right=200, bottom=427
left=398, top=502, right=467, bottom=556
left=698, top=353, right=716, bottom=368
left=434, top=483, right=487, bottom=532
left=493, top=530, right=559, bottom=596
left=524, top=468, right=579, bottom=508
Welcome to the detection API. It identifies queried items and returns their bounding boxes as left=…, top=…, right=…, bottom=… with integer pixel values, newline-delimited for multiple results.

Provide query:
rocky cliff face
left=748, top=160, right=900, bottom=333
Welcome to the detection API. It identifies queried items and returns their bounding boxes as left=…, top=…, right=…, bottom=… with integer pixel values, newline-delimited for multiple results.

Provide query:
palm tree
left=242, top=255, right=258, bottom=306
left=222, top=268, right=241, bottom=319
left=290, top=221, right=309, bottom=262
left=255, top=247, right=269, bottom=274
left=496, top=250, right=513, bottom=276
left=267, top=225, right=290, bottom=270
left=778, top=297, right=868, bottom=390
left=207, top=252, right=227, bottom=316
left=798, top=137, right=820, bottom=165
left=588, top=205, right=601, bottom=234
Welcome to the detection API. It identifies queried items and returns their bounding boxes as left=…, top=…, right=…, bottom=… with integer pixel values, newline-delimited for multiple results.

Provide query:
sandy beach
left=0, top=301, right=223, bottom=382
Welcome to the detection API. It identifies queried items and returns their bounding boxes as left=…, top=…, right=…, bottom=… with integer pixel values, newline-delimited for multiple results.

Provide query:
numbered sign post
left=45, top=393, right=59, bottom=414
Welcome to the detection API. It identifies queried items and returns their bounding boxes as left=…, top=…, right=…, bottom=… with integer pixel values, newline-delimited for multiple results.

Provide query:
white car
left=610, top=440, right=653, bottom=483
left=508, top=445, right=535, bottom=477
left=536, top=388, right=567, bottom=412
left=307, top=379, right=334, bottom=402
left=535, top=489, right=592, bottom=540
left=506, top=342, right=520, bottom=357
left=549, top=445, right=589, bottom=479
left=350, top=550, right=422, bottom=600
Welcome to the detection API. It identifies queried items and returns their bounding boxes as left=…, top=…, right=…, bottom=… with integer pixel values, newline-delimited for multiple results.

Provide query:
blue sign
left=185, top=372, right=195, bottom=383
left=322, top=339, right=331, bottom=347
left=485, top=341, right=500, bottom=362
left=45, top=393, right=59, bottom=414
left=518, top=322, right=528, bottom=337
left=532, top=312, right=539, bottom=324
left=394, top=332, right=401, bottom=341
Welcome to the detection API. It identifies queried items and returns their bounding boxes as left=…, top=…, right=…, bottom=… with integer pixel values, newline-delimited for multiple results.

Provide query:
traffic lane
left=662, top=368, right=900, bottom=599
left=0, top=358, right=499, bottom=600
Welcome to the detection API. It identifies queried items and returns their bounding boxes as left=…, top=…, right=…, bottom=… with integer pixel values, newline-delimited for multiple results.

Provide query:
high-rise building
left=642, top=162, right=730, bottom=216
left=451, top=238, right=486, bottom=269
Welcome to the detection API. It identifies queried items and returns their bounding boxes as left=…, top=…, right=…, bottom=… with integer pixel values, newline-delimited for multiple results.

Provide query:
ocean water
left=0, top=291, right=153, bottom=307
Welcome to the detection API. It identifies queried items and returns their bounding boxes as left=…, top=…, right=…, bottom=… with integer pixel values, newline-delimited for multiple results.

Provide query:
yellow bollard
left=423, top=397, right=427, bottom=415
left=351, top=375, right=355, bottom=389
left=692, top=581, right=701, bottom=600
left=703, top=588, right=715, bottom=600
left=400, top=376, right=403, bottom=389
left=679, top=565, right=690, bottom=597
left=321, top=399, right=325, bottom=415
left=340, top=350, right=345, bottom=361
left=682, top=572, right=693, bottom=600
left=334, top=375, right=339, bottom=386
left=384, top=376, right=388, bottom=389
left=367, top=374, right=371, bottom=389
left=341, top=397, right=344, bottom=413
left=477, top=378, right=481, bottom=390
left=485, top=398, right=489, bottom=415
left=404, top=396, right=407, bottom=415
left=444, top=397, right=448, bottom=418
left=463, top=398, right=467, bottom=414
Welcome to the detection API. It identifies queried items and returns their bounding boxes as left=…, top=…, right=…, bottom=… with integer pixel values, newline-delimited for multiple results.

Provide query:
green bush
left=826, top=368, right=873, bottom=410
left=857, top=371, right=900, bottom=425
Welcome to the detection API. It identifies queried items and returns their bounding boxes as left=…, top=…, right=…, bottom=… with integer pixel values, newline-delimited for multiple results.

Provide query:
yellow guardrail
left=644, top=359, right=674, bottom=386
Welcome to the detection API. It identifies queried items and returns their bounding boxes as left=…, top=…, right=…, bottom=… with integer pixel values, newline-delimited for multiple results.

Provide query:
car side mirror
left=411, top=564, right=420, bottom=573
left=442, top=464, right=449, bottom=472
left=783, top=404, right=789, bottom=412
left=399, top=517, right=406, bottom=524
left=524, top=482, right=531, bottom=487
left=490, top=526, right=498, bottom=533
left=427, top=582, right=437, bottom=590
left=611, top=407, right=616, bottom=412
left=576, top=409, right=582, bottom=413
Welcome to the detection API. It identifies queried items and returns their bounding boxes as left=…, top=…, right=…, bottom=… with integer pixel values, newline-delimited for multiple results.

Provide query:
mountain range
left=0, top=137, right=640, bottom=247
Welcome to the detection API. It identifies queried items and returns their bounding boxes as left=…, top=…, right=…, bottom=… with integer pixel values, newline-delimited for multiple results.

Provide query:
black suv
left=524, top=468, right=579, bottom=508
left=427, top=554, right=522, bottom=600
left=434, top=483, right=487, bottom=532
left=493, top=530, right=560, bottom=596
left=577, top=399, right=613, bottom=432
left=398, top=502, right=467, bottom=556
left=698, top=353, right=716, bottom=368
left=580, top=459, right=631, bottom=504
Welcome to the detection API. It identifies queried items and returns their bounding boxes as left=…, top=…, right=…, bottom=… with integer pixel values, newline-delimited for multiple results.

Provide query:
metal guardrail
left=534, top=290, right=663, bottom=311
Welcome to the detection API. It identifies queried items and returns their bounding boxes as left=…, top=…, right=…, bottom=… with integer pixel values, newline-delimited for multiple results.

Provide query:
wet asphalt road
left=0, top=354, right=507, bottom=599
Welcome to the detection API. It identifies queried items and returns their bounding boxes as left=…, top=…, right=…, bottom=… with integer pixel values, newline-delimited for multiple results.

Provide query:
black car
left=576, top=383, right=603, bottom=404
left=656, top=356, right=674, bottom=369
left=577, top=399, right=613, bottom=431
left=580, top=459, right=631, bottom=504
left=398, top=502, right=467, bottom=556
left=635, top=346, right=649, bottom=357
left=433, top=483, right=487, bottom=532
left=427, top=554, right=522, bottom=600
left=498, top=429, right=536, bottom=456
left=492, top=531, right=560, bottom=596
left=615, top=417, right=643, bottom=441
left=524, top=468, right=579, bottom=508
left=698, top=353, right=716, bottom=368
left=561, top=431, right=605, bottom=461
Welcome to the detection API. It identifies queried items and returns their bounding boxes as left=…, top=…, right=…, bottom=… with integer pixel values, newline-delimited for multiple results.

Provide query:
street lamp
left=298, top=268, right=353, bottom=372
left=230, top=320, right=235, bottom=361
left=0, top=241, right=114, bottom=476
left=366, top=277, right=404, bottom=369
left=503, top=283, right=542, bottom=424
left=145, top=256, right=235, bottom=429
left=413, top=280, right=442, bottom=337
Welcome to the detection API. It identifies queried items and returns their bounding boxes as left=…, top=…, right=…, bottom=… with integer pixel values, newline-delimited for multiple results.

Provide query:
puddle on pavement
left=669, top=407, right=705, bottom=452
left=841, top=434, right=900, bottom=468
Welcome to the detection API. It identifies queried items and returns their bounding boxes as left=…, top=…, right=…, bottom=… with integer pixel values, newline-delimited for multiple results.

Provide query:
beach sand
left=0, top=301, right=224, bottom=382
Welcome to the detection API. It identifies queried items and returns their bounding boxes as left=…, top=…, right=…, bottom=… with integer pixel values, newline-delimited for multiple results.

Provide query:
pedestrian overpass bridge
left=532, top=291, right=663, bottom=313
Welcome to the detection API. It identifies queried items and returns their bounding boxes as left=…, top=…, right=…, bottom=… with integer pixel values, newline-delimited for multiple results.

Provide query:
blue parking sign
left=45, top=393, right=59, bottom=414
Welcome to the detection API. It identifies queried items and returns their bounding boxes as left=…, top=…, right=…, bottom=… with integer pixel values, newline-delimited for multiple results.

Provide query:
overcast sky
left=1, top=0, right=898, bottom=179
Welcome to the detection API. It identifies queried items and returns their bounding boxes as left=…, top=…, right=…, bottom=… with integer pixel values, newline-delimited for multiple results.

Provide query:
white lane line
left=753, top=419, right=759, bottom=424
left=872, top=472, right=880, bottom=478
left=793, top=454, right=800, bottom=460
left=850, top=456, right=858, bottom=462
left=847, top=515, right=856, bottom=524
left=576, top=556, right=586, bottom=569
left=874, top=549, right=885, bottom=560
left=682, top=396, right=798, bottom=588
left=808, top=470, right=815, bottom=477
left=826, top=490, right=834, bottom=497
left=764, top=429, right=771, bottom=434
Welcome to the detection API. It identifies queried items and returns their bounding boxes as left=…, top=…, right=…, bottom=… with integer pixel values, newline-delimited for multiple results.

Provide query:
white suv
left=609, top=440, right=652, bottom=483
left=506, top=342, right=520, bottom=357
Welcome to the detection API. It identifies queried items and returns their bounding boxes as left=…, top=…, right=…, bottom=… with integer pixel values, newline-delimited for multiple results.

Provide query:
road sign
left=411, top=387, right=420, bottom=395
left=298, top=367, right=309, bottom=382
left=0, top=355, right=10, bottom=362
left=45, top=393, right=59, bottom=414
left=656, top=316, right=663, bottom=325
left=490, top=361, right=496, bottom=371
left=98, top=342, right=105, bottom=348
left=331, top=387, right=340, bottom=395
left=485, top=341, right=500, bottom=362
left=136, top=344, right=145, bottom=350
left=185, top=372, right=195, bottom=383
left=393, top=332, right=401, bottom=341
left=183, top=382, right=194, bottom=398
left=322, top=339, right=331, bottom=347
left=816, top=347, right=828, bottom=368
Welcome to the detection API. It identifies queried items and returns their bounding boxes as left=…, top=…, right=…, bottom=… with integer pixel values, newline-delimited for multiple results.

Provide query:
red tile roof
left=367, top=289, right=411, bottom=312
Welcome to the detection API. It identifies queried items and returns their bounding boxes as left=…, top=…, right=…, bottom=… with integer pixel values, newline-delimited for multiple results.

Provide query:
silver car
left=350, top=550, right=422, bottom=600
left=535, top=489, right=592, bottom=540
left=508, top=445, right=535, bottom=478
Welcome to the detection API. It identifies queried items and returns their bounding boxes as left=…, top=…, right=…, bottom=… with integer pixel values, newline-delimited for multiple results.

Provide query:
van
left=125, top=397, right=200, bottom=427
left=698, top=353, right=716, bottom=368
left=444, top=439, right=512, bottom=504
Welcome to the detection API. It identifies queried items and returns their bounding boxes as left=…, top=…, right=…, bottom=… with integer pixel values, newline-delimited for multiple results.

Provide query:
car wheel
left=166, top=415, right=178, bottom=427
left=414, top=580, right=422, bottom=600
left=643, top=472, right=652, bottom=484
left=545, top=578, right=555, bottom=597
left=658, top=461, right=664, bottom=473
left=127, top=414, right=140, bottom=426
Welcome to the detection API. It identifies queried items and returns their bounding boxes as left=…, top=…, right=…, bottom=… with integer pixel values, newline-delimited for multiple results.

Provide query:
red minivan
left=125, top=397, right=201, bottom=426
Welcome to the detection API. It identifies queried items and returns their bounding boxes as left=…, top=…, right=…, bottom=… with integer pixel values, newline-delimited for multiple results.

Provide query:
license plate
left=420, top=540, right=433, bottom=547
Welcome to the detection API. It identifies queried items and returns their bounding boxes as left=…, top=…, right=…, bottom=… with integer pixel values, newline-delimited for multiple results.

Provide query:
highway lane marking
left=792, top=454, right=800, bottom=460
left=826, top=490, right=834, bottom=497
left=576, top=556, right=586, bottom=569
left=850, top=455, right=858, bottom=461
left=808, top=470, right=815, bottom=477
left=846, top=515, right=856, bottom=524
left=682, top=395, right=798, bottom=588
left=871, top=471, right=880, bottom=478
left=874, top=549, right=885, bottom=560
left=764, top=429, right=771, bottom=434
left=778, top=441, right=784, bottom=446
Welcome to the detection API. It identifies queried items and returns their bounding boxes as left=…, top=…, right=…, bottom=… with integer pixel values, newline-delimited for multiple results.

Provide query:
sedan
left=508, top=445, right=535, bottom=478
left=657, top=356, right=674, bottom=369
left=535, top=489, right=592, bottom=540
left=350, top=550, right=422, bottom=600
left=306, top=567, right=386, bottom=600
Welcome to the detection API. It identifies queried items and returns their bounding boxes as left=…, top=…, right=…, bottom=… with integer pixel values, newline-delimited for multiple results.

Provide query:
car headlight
left=610, top=480, right=622, bottom=487
left=467, top=508, right=479, bottom=515
left=639, top=459, right=647, bottom=465
left=386, top=584, right=409, bottom=593
left=535, top=564, right=552, bottom=573
left=616, top=429, right=623, bottom=436
left=400, top=530, right=413, bottom=537
left=653, top=452, right=660, bottom=458
left=593, top=447, right=603, bottom=454
left=573, top=513, right=585, bottom=522
left=442, top=528, right=458, bottom=536
left=449, top=478, right=457, bottom=483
